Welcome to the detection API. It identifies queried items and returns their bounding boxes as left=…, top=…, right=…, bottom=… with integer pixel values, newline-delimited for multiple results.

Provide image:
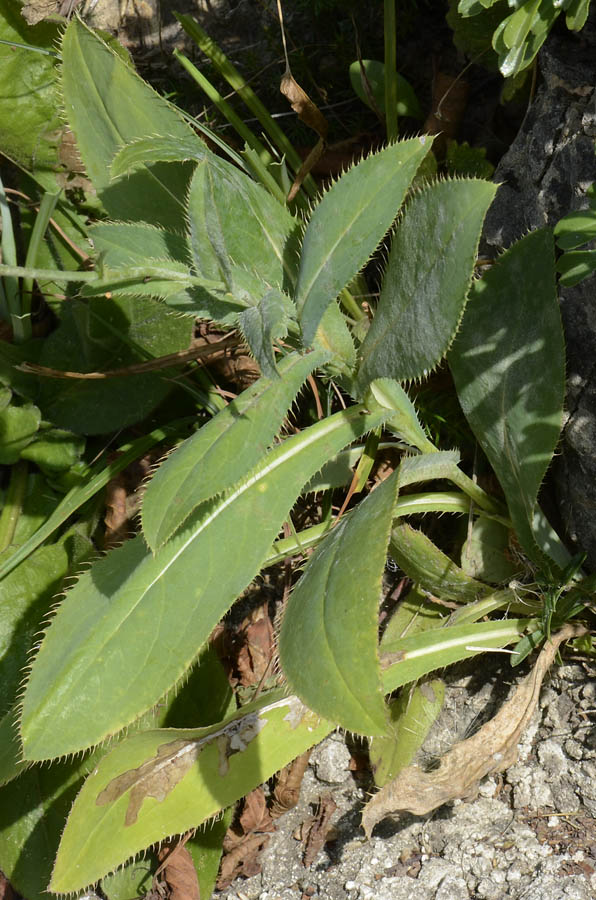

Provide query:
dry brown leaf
left=217, top=832, right=271, bottom=889
left=302, top=793, right=337, bottom=868
left=271, top=751, right=311, bottom=817
left=156, top=840, right=200, bottom=900
left=235, top=605, right=275, bottom=687
left=237, top=788, right=275, bottom=836
left=280, top=69, right=328, bottom=202
left=362, top=623, right=588, bottom=838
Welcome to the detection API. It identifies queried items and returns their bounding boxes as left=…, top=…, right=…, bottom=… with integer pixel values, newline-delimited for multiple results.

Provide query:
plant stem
left=447, top=465, right=509, bottom=522
left=384, top=0, right=398, bottom=141
left=175, top=13, right=317, bottom=197
left=173, top=49, right=274, bottom=167
left=20, top=189, right=61, bottom=342
left=0, top=460, right=28, bottom=554
left=0, top=173, right=21, bottom=338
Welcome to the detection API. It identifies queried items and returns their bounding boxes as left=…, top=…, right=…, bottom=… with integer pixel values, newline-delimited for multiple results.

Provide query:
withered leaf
left=303, top=793, right=337, bottom=868
left=156, top=841, right=200, bottom=900
left=270, top=750, right=311, bottom=818
left=280, top=69, right=328, bottom=202
left=362, top=623, right=587, bottom=838
left=280, top=71, right=328, bottom=139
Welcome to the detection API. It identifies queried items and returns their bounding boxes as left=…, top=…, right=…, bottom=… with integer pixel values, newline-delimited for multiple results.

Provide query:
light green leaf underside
left=381, top=618, right=530, bottom=693
left=20, top=402, right=390, bottom=760
left=142, top=350, right=327, bottom=550
left=296, top=137, right=432, bottom=346
left=51, top=692, right=333, bottom=892
left=448, top=229, right=565, bottom=568
left=61, top=18, right=194, bottom=228
left=389, top=522, right=491, bottom=601
left=110, top=133, right=209, bottom=178
left=356, top=178, right=497, bottom=387
left=279, top=472, right=399, bottom=736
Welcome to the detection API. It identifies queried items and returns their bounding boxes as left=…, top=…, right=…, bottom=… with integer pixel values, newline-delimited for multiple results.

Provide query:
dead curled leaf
left=156, top=839, right=200, bottom=900
left=302, top=793, right=337, bottom=868
left=280, top=69, right=328, bottom=202
left=362, top=623, right=588, bottom=838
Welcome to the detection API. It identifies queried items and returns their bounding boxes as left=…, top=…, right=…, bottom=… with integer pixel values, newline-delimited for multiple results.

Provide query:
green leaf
left=565, top=0, right=590, bottom=29
left=461, top=516, right=519, bottom=583
left=554, top=208, right=596, bottom=250
left=492, top=0, right=559, bottom=77
left=381, top=584, right=447, bottom=644
left=36, top=296, right=192, bottom=434
left=0, top=420, right=196, bottom=582
left=0, top=396, right=40, bottom=464
left=0, top=540, right=79, bottom=716
left=231, top=275, right=296, bottom=377
left=369, top=679, right=444, bottom=787
left=142, top=350, right=327, bottom=550
left=279, top=472, right=399, bottom=736
left=381, top=618, right=529, bottom=693
left=356, top=178, right=497, bottom=387
left=186, top=153, right=298, bottom=290
left=448, top=229, right=565, bottom=567
left=0, top=1, right=60, bottom=171
left=556, top=249, right=596, bottom=287
left=110, top=133, right=209, bottom=178
left=0, top=750, right=104, bottom=900
left=296, top=137, right=432, bottom=346
left=100, top=858, right=153, bottom=900
left=19, top=428, right=85, bottom=473
left=348, top=60, right=422, bottom=118
left=0, top=708, right=26, bottom=787
left=90, top=221, right=191, bottom=266
left=20, top=402, right=391, bottom=760
left=389, top=522, right=492, bottom=601
left=61, top=18, right=195, bottom=228
left=312, top=299, right=356, bottom=376
left=366, top=379, right=437, bottom=452
left=51, top=692, right=333, bottom=892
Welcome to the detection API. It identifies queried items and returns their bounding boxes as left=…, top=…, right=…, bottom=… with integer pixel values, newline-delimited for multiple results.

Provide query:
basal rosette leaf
left=20, top=403, right=391, bottom=760
left=61, top=18, right=195, bottom=228
left=356, top=178, right=497, bottom=387
left=50, top=692, right=333, bottom=892
left=186, top=153, right=298, bottom=290
left=142, top=350, right=327, bottom=550
left=448, top=229, right=565, bottom=568
left=279, top=471, right=399, bottom=736
left=296, top=137, right=432, bottom=346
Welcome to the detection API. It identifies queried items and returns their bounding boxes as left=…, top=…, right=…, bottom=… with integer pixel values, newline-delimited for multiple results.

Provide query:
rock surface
left=481, top=9, right=596, bottom=568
